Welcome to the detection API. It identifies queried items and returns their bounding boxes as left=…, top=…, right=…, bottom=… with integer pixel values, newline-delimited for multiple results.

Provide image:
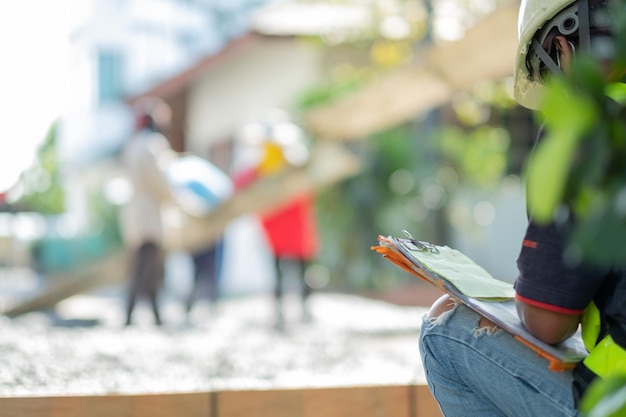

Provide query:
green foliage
left=307, top=83, right=519, bottom=290
left=315, top=123, right=435, bottom=290
left=525, top=1, right=626, bottom=266
left=526, top=76, right=598, bottom=222
left=436, top=125, right=510, bottom=189
left=580, top=375, right=626, bottom=417
left=298, top=76, right=363, bottom=110
left=16, top=122, right=65, bottom=214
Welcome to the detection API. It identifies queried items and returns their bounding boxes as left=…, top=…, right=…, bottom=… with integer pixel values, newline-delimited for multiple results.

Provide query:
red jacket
left=233, top=168, right=319, bottom=260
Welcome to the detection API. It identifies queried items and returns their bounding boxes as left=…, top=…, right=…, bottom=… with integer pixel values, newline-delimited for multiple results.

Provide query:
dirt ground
left=0, top=290, right=431, bottom=397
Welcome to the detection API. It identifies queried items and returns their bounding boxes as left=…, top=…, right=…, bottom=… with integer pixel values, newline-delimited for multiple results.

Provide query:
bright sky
left=0, top=0, right=71, bottom=193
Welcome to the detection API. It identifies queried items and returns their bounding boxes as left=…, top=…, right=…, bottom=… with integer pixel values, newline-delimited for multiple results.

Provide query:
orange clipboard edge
left=514, top=335, right=577, bottom=372
left=371, top=238, right=447, bottom=292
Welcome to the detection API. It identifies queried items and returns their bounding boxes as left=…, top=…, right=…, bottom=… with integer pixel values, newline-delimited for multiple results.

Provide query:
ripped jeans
left=419, top=303, right=579, bottom=417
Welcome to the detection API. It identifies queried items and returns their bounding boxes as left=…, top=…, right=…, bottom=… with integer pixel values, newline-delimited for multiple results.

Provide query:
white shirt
left=120, top=129, right=174, bottom=249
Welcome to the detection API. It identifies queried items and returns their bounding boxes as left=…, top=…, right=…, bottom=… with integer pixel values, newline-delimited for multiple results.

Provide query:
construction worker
left=120, top=97, right=175, bottom=326
left=232, top=119, right=318, bottom=331
left=418, top=1, right=624, bottom=416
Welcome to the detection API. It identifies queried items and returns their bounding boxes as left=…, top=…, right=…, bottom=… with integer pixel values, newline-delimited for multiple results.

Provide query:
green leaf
left=606, top=83, right=626, bottom=105
left=580, top=375, right=626, bottom=417
left=526, top=79, right=597, bottom=223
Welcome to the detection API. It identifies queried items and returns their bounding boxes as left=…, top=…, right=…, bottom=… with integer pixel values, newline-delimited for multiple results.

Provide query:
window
left=97, top=51, right=123, bottom=103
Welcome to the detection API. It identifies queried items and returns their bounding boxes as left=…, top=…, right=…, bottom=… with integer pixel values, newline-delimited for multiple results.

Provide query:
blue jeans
left=419, top=303, right=579, bottom=417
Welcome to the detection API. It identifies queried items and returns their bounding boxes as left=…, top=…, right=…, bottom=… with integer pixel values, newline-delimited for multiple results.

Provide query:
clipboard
left=371, top=231, right=588, bottom=371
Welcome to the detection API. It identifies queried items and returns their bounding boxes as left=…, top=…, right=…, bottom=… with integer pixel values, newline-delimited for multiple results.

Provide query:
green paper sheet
left=404, top=242, right=515, bottom=301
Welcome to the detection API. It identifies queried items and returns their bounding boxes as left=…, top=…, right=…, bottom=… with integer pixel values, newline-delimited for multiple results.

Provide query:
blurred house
left=59, top=0, right=276, bottom=163
left=55, top=0, right=341, bottom=295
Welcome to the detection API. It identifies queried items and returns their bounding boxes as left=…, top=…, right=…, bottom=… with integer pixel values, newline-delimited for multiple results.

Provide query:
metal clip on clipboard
left=401, top=230, right=440, bottom=254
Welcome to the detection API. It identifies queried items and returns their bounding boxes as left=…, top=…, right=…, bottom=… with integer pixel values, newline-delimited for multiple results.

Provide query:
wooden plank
left=0, top=386, right=440, bottom=417
left=426, top=2, right=519, bottom=90
left=303, top=1, right=520, bottom=141
left=304, top=68, right=451, bottom=141
left=301, top=385, right=411, bottom=417
left=217, top=388, right=301, bottom=417
left=0, top=392, right=211, bottom=417
left=164, top=141, right=363, bottom=254
left=218, top=385, right=411, bottom=417
left=1, top=250, right=129, bottom=318
left=414, top=385, right=443, bottom=417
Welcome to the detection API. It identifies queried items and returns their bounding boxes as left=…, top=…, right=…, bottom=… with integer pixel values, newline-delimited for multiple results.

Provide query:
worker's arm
left=516, top=300, right=581, bottom=345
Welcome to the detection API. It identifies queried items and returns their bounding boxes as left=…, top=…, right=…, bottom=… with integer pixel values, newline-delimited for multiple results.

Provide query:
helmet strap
left=577, top=0, right=591, bottom=51
left=531, top=38, right=563, bottom=76
left=530, top=0, right=596, bottom=80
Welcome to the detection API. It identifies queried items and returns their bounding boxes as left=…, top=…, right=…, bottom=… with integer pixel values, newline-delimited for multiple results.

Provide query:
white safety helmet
left=514, top=0, right=611, bottom=109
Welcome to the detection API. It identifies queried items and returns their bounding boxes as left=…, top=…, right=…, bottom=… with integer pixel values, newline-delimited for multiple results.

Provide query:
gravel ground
left=0, top=292, right=428, bottom=397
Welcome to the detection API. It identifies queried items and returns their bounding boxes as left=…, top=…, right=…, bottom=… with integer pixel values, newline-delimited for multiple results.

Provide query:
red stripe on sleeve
left=515, top=294, right=585, bottom=316
left=522, top=239, right=538, bottom=249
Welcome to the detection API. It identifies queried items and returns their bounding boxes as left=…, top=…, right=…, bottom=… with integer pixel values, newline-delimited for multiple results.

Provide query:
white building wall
left=186, top=37, right=324, bottom=154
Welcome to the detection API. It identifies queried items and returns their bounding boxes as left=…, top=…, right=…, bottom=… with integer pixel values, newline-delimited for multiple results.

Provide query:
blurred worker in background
left=165, top=152, right=234, bottom=319
left=119, top=97, right=176, bottom=326
left=233, top=115, right=319, bottom=331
